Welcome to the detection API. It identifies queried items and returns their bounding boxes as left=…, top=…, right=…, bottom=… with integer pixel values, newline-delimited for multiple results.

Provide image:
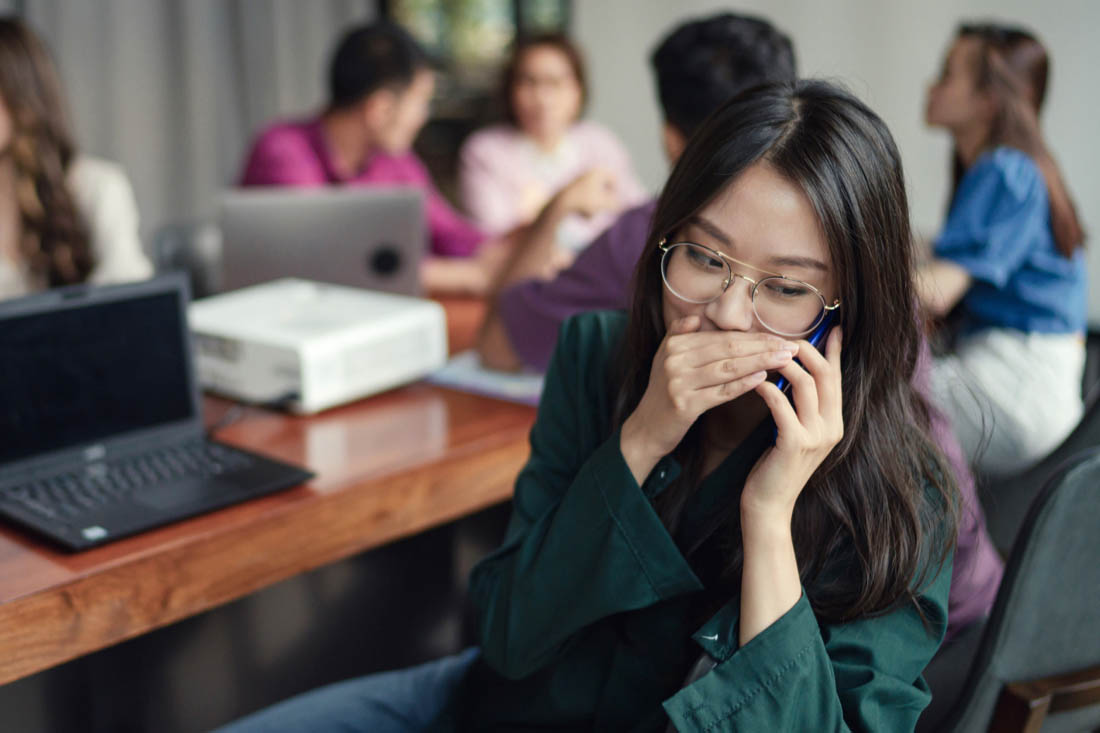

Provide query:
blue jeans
left=213, top=648, right=479, bottom=733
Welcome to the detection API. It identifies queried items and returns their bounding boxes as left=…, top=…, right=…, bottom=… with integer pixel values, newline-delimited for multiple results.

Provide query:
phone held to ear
left=774, top=311, right=836, bottom=395
left=770, top=312, right=835, bottom=444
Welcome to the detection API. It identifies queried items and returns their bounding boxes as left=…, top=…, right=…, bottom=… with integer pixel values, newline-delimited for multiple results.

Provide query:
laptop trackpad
left=136, top=477, right=235, bottom=510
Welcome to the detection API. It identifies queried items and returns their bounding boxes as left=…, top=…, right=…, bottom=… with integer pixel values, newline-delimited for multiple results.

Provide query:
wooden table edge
left=0, top=425, right=529, bottom=686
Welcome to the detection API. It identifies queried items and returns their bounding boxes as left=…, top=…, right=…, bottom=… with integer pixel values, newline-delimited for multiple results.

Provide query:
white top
left=0, top=155, right=153, bottom=300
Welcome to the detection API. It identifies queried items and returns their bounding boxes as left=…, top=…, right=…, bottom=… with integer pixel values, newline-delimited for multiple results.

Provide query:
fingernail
left=749, top=370, right=767, bottom=383
left=771, top=350, right=793, bottom=362
left=781, top=341, right=799, bottom=352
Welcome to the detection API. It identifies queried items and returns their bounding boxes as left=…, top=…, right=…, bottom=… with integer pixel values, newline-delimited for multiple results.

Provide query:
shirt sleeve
left=468, top=316, right=702, bottom=680
left=459, top=131, right=519, bottom=235
left=70, top=159, right=154, bottom=286
left=238, top=129, right=325, bottom=187
left=663, top=552, right=953, bottom=732
left=424, top=188, right=486, bottom=257
left=934, top=150, right=1048, bottom=289
left=498, top=205, right=648, bottom=370
left=398, top=152, right=485, bottom=257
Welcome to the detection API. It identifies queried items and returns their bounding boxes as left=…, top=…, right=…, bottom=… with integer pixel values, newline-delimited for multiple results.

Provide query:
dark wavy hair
left=0, top=17, right=92, bottom=286
left=613, top=80, right=959, bottom=623
left=952, top=22, right=1085, bottom=256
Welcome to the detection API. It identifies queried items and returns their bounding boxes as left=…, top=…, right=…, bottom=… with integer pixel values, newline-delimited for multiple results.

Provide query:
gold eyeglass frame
left=657, top=237, right=841, bottom=336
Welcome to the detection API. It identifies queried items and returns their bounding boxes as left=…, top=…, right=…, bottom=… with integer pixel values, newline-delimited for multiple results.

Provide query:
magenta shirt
left=499, top=199, right=1003, bottom=639
left=238, top=117, right=485, bottom=258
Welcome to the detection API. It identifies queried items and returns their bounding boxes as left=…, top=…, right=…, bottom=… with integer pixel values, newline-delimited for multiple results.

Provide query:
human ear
left=662, top=123, right=686, bottom=165
left=361, top=89, right=397, bottom=129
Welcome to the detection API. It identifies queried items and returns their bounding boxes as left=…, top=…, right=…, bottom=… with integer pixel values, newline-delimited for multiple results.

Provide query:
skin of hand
left=916, top=259, right=972, bottom=317
left=619, top=313, right=800, bottom=484
left=419, top=235, right=515, bottom=297
left=560, top=167, right=620, bottom=218
left=742, top=325, right=844, bottom=520
left=737, top=325, right=843, bottom=646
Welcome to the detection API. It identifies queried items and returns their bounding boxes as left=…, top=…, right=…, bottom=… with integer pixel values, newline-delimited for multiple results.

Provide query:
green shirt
left=460, top=311, right=952, bottom=732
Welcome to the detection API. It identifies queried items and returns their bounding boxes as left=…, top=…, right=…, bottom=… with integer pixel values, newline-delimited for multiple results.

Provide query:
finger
left=594, top=166, right=615, bottom=181
left=691, top=370, right=768, bottom=412
left=755, top=381, right=802, bottom=438
left=682, top=350, right=795, bottom=390
left=775, top=359, right=818, bottom=422
left=667, top=332, right=798, bottom=365
left=791, top=335, right=840, bottom=423
left=819, top=327, right=843, bottom=422
left=827, top=326, right=843, bottom=369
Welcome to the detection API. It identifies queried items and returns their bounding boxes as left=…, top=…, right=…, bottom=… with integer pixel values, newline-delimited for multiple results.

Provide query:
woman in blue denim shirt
left=918, top=23, right=1087, bottom=475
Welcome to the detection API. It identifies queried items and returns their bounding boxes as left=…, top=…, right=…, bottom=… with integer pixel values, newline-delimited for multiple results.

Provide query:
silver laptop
left=220, top=187, right=425, bottom=296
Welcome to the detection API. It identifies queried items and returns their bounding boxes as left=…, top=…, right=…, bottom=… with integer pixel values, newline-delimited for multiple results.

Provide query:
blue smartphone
left=771, top=312, right=835, bottom=444
left=774, top=311, right=836, bottom=395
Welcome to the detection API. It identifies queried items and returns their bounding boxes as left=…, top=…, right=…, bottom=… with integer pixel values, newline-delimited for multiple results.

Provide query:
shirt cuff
left=663, top=592, right=819, bottom=728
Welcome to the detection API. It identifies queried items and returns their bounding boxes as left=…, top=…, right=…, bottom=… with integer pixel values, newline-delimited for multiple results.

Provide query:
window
left=383, top=0, right=571, bottom=202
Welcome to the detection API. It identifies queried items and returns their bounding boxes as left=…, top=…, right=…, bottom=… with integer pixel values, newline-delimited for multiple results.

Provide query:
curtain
left=1, top=0, right=376, bottom=245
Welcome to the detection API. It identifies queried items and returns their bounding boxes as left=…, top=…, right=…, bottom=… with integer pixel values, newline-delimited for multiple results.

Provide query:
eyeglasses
left=658, top=238, right=840, bottom=337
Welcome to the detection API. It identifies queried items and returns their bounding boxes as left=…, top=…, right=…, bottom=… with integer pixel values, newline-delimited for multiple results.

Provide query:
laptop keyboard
left=1, top=443, right=253, bottom=522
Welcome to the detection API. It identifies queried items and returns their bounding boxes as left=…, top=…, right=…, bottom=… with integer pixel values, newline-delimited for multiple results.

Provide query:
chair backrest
left=978, top=389, right=1100, bottom=555
left=150, top=222, right=222, bottom=299
left=942, top=448, right=1100, bottom=732
left=1081, top=329, right=1100, bottom=402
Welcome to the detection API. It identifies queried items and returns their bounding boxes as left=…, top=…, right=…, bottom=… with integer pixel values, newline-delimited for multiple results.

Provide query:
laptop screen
left=0, top=291, right=195, bottom=464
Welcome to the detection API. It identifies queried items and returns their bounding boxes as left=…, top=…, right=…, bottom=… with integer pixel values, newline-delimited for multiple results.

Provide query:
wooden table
left=0, top=297, right=536, bottom=686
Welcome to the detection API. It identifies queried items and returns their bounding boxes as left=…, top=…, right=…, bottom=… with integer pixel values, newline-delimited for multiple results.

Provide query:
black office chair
left=667, top=449, right=1100, bottom=733
left=976, top=386, right=1100, bottom=556
left=150, top=221, right=223, bottom=298
left=922, top=447, right=1100, bottom=732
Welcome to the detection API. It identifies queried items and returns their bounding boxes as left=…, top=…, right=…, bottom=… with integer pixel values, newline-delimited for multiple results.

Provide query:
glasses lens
left=753, top=277, right=826, bottom=336
left=661, top=243, right=729, bottom=303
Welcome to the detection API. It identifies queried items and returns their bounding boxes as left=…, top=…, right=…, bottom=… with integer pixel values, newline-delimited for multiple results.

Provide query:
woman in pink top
left=459, top=34, right=647, bottom=253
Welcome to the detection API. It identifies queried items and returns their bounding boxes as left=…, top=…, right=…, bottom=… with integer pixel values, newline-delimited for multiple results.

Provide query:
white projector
left=188, top=278, right=448, bottom=414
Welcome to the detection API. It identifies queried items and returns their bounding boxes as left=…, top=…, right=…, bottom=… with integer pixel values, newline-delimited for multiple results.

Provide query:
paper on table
left=426, top=350, right=543, bottom=406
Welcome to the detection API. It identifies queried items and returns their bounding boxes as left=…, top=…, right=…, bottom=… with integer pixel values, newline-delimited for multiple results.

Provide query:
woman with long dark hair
left=218, top=80, right=958, bottom=733
left=456, top=77, right=959, bottom=733
left=919, top=22, right=1086, bottom=475
left=0, top=17, right=150, bottom=299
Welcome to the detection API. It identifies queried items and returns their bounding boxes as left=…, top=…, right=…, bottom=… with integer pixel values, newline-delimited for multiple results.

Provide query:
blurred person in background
left=918, top=22, right=1087, bottom=476
left=476, top=11, right=1002, bottom=649
left=459, top=33, right=646, bottom=256
left=239, top=21, right=510, bottom=295
left=216, top=79, right=962, bottom=733
left=0, top=16, right=151, bottom=301
left=477, top=13, right=798, bottom=372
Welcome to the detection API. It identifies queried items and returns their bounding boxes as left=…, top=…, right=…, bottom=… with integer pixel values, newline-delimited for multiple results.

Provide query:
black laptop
left=0, top=274, right=314, bottom=551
